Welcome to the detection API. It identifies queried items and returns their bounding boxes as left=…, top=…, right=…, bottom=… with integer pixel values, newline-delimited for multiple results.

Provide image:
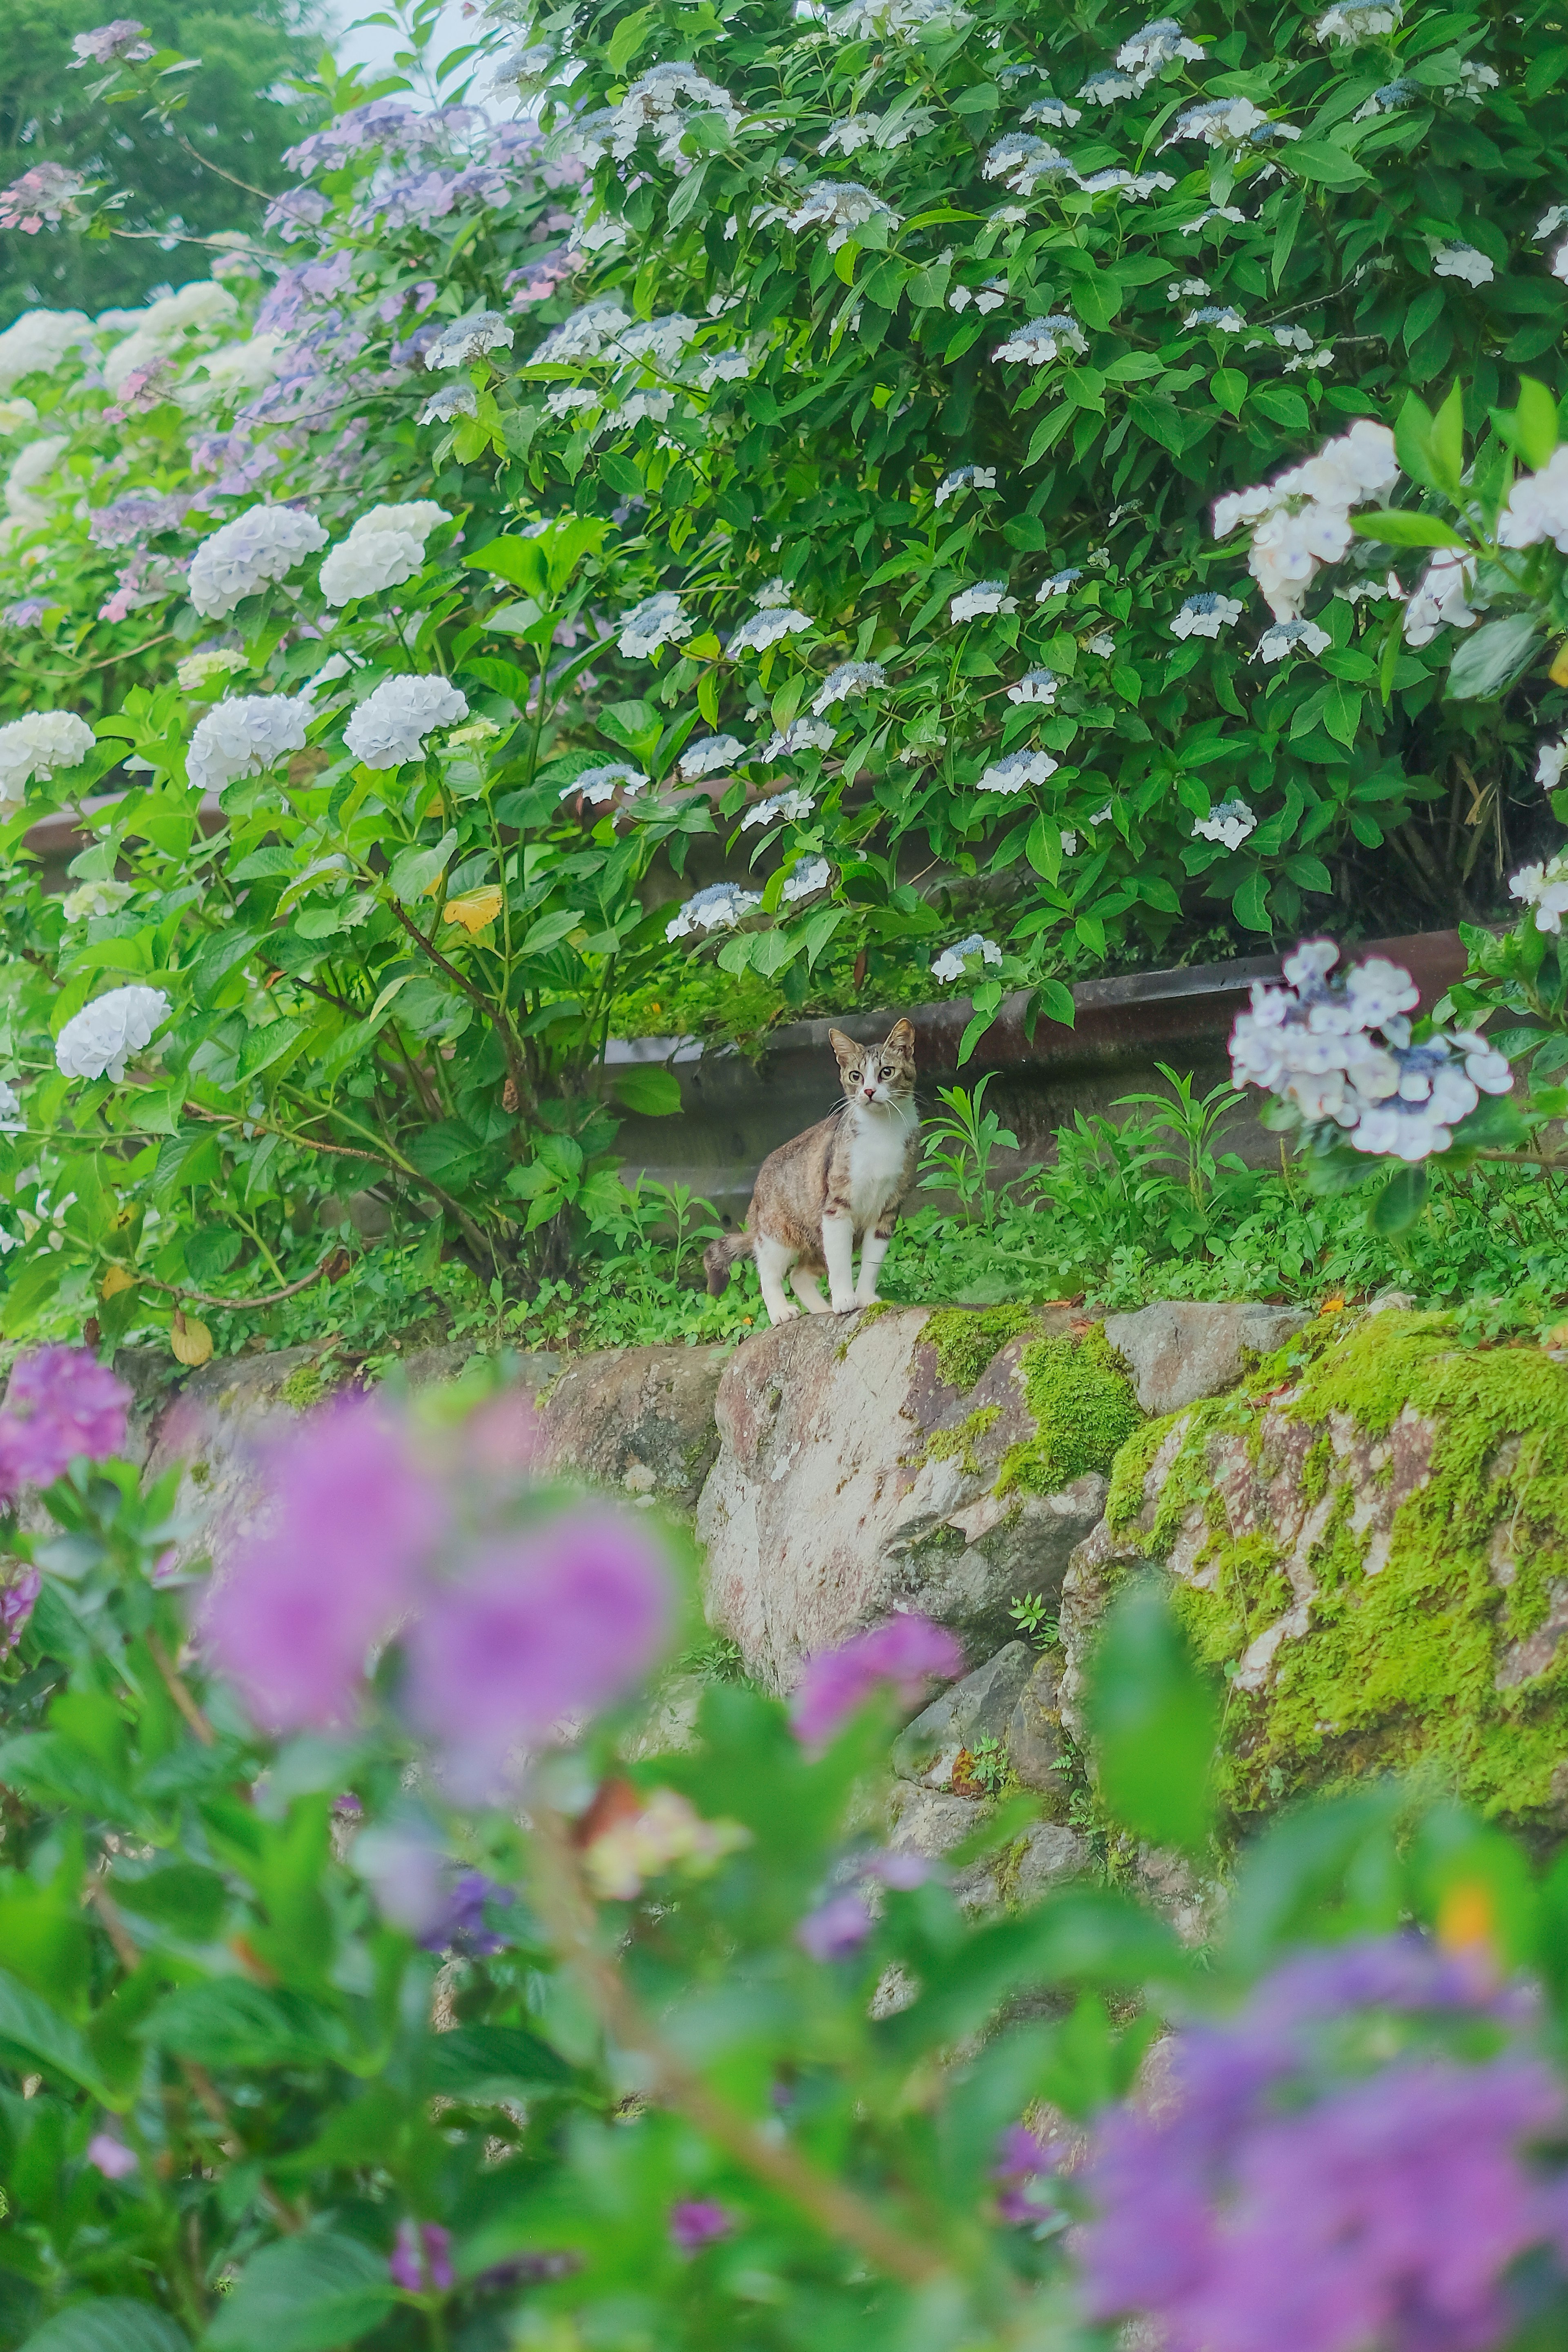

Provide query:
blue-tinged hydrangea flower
left=1536, top=203, right=1568, bottom=240
left=1316, top=0, right=1401, bottom=37
left=982, top=133, right=1075, bottom=196
left=619, top=591, right=693, bottom=658
left=1193, top=796, right=1255, bottom=849
left=759, top=717, right=835, bottom=759
left=976, top=748, right=1058, bottom=794
left=781, top=855, right=831, bottom=903
left=420, top=382, right=478, bottom=424
left=424, top=310, right=514, bottom=368
left=935, top=466, right=998, bottom=506
left=56, top=984, right=169, bottom=1082
left=561, top=763, right=647, bottom=806
left=534, top=299, right=633, bottom=364
left=187, top=504, right=329, bottom=619
left=1172, top=593, right=1244, bottom=640
left=1256, top=617, right=1332, bottom=662
left=320, top=502, right=451, bottom=607
left=1354, top=77, right=1416, bottom=116
left=666, top=881, right=762, bottom=940
left=187, top=695, right=308, bottom=795
left=731, top=604, right=812, bottom=654
left=932, top=933, right=1002, bottom=981
left=1078, top=69, right=1134, bottom=103
left=1163, top=95, right=1291, bottom=148
left=610, top=63, right=740, bottom=173
left=813, top=660, right=886, bottom=712
left=829, top=0, right=972, bottom=35
left=1116, top=16, right=1204, bottom=82
left=343, top=675, right=468, bottom=770
left=1185, top=305, right=1245, bottom=332
left=993, top=314, right=1086, bottom=365
left=1007, top=668, right=1058, bottom=704
left=0, top=710, right=95, bottom=802
left=1180, top=205, right=1249, bottom=234
left=1432, top=241, right=1494, bottom=285
left=1022, top=95, right=1081, bottom=129
left=759, top=180, right=900, bottom=254
left=679, top=734, right=746, bottom=782
left=1036, top=568, right=1083, bottom=600
left=951, top=579, right=1018, bottom=622
left=740, top=788, right=814, bottom=830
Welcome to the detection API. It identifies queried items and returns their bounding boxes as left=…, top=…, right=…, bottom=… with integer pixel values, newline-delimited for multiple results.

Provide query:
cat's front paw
left=829, top=1292, right=858, bottom=1314
left=766, top=1301, right=801, bottom=1326
left=854, top=1288, right=880, bottom=1309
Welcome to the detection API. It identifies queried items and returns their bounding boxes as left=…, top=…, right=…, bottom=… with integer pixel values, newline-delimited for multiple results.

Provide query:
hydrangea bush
left=2, top=0, right=1567, bottom=1331
left=4, top=1357, right=1568, bottom=2352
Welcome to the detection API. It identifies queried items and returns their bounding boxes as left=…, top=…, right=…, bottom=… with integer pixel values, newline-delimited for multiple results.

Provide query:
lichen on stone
left=924, top=1405, right=1003, bottom=1477
left=1101, top=1309, right=1568, bottom=1828
left=996, top=1326, right=1143, bottom=1498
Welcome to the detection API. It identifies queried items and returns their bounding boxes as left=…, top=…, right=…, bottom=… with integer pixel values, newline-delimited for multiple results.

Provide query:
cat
left=704, top=1018, right=920, bottom=1326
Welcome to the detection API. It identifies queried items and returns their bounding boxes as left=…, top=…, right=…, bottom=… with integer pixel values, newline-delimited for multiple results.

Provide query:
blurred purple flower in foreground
left=1082, top=1936, right=1568, bottom=2352
left=201, top=1400, right=445, bottom=1731
left=670, top=2199, right=732, bottom=2252
left=390, top=2220, right=453, bottom=2293
left=87, top=2132, right=138, bottom=2180
left=0, top=1567, right=40, bottom=1658
left=0, top=1347, right=129, bottom=1498
left=789, top=1612, right=962, bottom=1749
left=797, top=1889, right=873, bottom=1962
left=418, top=1869, right=510, bottom=1956
left=995, top=2124, right=1063, bottom=2226
left=408, top=1511, right=670, bottom=1797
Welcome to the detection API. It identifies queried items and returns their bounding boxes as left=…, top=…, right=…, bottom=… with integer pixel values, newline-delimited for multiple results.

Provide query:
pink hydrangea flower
left=406, top=1510, right=670, bottom=1797
left=200, top=1399, right=445, bottom=1732
left=0, top=1347, right=129, bottom=1497
left=670, top=2199, right=732, bottom=2251
left=788, top=1613, right=963, bottom=1749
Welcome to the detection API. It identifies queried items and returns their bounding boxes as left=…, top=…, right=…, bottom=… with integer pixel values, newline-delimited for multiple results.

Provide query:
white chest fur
left=843, top=1100, right=916, bottom=1229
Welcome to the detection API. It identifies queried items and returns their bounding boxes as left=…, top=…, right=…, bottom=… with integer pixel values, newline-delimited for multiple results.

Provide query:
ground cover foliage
left=3, top=0, right=1568, bottom=1349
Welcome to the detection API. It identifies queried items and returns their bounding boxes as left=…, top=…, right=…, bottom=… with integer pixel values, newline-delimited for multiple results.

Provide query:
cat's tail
left=704, top=1231, right=753, bottom=1295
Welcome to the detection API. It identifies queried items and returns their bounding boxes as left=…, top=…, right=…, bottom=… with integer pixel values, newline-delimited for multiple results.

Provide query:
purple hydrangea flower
left=2, top=599, right=47, bottom=628
left=0, top=1348, right=129, bottom=1498
left=200, top=1399, right=445, bottom=1732
left=407, top=1510, right=670, bottom=1798
left=670, top=2199, right=732, bottom=2252
left=86, top=2130, right=138, bottom=2178
left=789, top=1613, right=963, bottom=1749
left=858, top=1849, right=933, bottom=1891
left=994, top=2124, right=1062, bottom=2225
left=390, top=2220, right=453, bottom=2293
left=1080, top=1935, right=1568, bottom=2352
left=796, top=1889, right=873, bottom=1962
left=0, top=1567, right=40, bottom=1657
left=418, top=1870, right=510, bottom=1956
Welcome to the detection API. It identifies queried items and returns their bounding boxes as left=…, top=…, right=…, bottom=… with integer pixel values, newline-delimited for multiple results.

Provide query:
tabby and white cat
left=704, top=1019, right=920, bottom=1326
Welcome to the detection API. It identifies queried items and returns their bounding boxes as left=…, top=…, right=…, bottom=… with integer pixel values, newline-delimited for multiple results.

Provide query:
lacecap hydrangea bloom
left=952, top=579, right=1018, bottom=622
left=813, top=660, right=886, bottom=713
left=343, top=675, right=468, bottom=770
left=562, top=762, right=647, bottom=806
left=1510, top=855, right=1568, bottom=933
left=782, top=855, right=831, bottom=902
left=186, top=695, right=308, bottom=795
left=1193, top=797, right=1256, bottom=849
left=618, top=591, right=692, bottom=658
left=1215, top=419, right=1398, bottom=621
left=977, top=748, right=1058, bottom=794
left=55, top=984, right=170, bottom=1082
left=730, top=604, right=812, bottom=653
left=1172, top=592, right=1245, bottom=639
left=319, top=501, right=452, bottom=607
left=187, top=505, right=330, bottom=619
left=0, top=711, right=95, bottom=802
left=932, top=933, right=1003, bottom=982
left=740, top=788, right=813, bottom=830
left=666, top=881, right=762, bottom=940
left=679, top=733, right=745, bottom=781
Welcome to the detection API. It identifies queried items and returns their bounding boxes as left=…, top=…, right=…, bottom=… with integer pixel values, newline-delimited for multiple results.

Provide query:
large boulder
left=1059, top=1308, right=1568, bottom=1828
left=891, top=1640, right=1036, bottom=1784
left=1102, top=1301, right=1309, bottom=1416
left=887, top=1782, right=1090, bottom=1915
left=531, top=1343, right=726, bottom=1506
left=698, top=1305, right=1141, bottom=1689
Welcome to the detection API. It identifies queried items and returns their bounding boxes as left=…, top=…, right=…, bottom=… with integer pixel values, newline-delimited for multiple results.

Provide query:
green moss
left=922, top=1303, right=1036, bottom=1392
left=924, top=1405, right=1004, bottom=1477
left=996, top=1326, right=1144, bottom=1499
left=279, top=1358, right=333, bottom=1411
left=1119, top=1310, right=1568, bottom=1827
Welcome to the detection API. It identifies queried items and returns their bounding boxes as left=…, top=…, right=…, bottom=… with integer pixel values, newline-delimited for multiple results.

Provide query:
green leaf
left=203, top=2234, right=395, bottom=2352
left=606, top=3, right=656, bottom=73
left=421, top=2022, right=575, bottom=2098
left=610, top=1064, right=682, bottom=1116
left=388, top=829, right=457, bottom=904
left=0, top=1964, right=112, bottom=2100
left=1446, top=613, right=1540, bottom=700
left=22, top=2303, right=191, bottom=2352
left=145, top=1981, right=345, bottom=2069
left=1232, top=870, right=1271, bottom=933
left=1349, top=510, right=1468, bottom=549
left=1515, top=375, right=1560, bottom=471
left=1288, top=137, right=1370, bottom=185
left=1430, top=379, right=1465, bottom=495
left=1210, top=367, right=1247, bottom=416
left=1395, top=389, right=1441, bottom=490
left=1369, top=1163, right=1429, bottom=1233
left=111, top=1863, right=227, bottom=1941
left=1085, top=1582, right=1219, bottom=1855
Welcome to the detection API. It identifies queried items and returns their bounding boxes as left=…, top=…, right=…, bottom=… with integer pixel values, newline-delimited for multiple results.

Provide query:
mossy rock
left=1061, top=1309, right=1568, bottom=1831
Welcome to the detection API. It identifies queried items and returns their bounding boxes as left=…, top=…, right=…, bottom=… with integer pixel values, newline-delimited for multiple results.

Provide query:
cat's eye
left=848, top=1069, right=861, bottom=1082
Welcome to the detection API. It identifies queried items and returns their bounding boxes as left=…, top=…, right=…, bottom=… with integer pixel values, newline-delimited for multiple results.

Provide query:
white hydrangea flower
left=1215, top=418, right=1397, bottom=619
left=696, top=345, right=756, bottom=390
left=1022, top=95, right=1081, bottom=129
left=931, top=933, right=1002, bottom=982
left=1553, top=241, right=1568, bottom=285
left=1499, top=448, right=1568, bottom=552
left=1432, top=242, right=1494, bottom=285
left=1179, top=205, right=1250, bottom=235
left=319, top=501, right=451, bottom=609
left=983, top=133, right=1075, bottom=197
left=188, top=506, right=330, bottom=620
left=1116, top=16, right=1204, bottom=82
left=562, top=762, right=648, bottom=806
left=812, top=661, right=886, bottom=713
left=1185, top=305, right=1245, bottom=334
left=1257, top=618, right=1332, bottom=661
left=1036, top=568, right=1083, bottom=599
left=1087, top=631, right=1116, bottom=658
left=1193, top=797, right=1256, bottom=849
left=618, top=591, right=693, bottom=658
left=679, top=733, right=746, bottom=781
left=758, top=717, right=836, bottom=759
left=4, top=434, right=68, bottom=525
left=731, top=605, right=812, bottom=653
left=0, top=308, right=93, bottom=392
left=829, top=0, right=972, bottom=36
left=951, top=579, right=1017, bottom=622
left=0, top=397, right=37, bottom=432
left=546, top=386, right=602, bottom=420
left=976, top=748, right=1058, bottom=794
left=187, top=695, right=309, bottom=795
left=1079, top=68, right=1135, bottom=102
left=56, top=984, right=170, bottom=1083
left=1513, top=856, right=1568, bottom=933
left=949, top=278, right=1009, bottom=314
left=343, top=675, right=468, bottom=770
left=612, top=63, right=741, bottom=172
left=0, top=1079, right=22, bottom=1132
left=993, top=314, right=1086, bottom=365
left=534, top=301, right=634, bottom=365
left=819, top=107, right=933, bottom=156
left=764, top=180, right=900, bottom=254
left=420, top=383, right=479, bottom=425
left=61, top=880, right=132, bottom=923
left=1401, top=549, right=1478, bottom=647
left=176, top=649, right=246, bottom=693
left=782, top=855, right=831, bottom=902
left=935, top=466, right=997, bottom=506
left=1167, top=276, right=1211, bottom=301
left=666, top=881, right=762, bottom=940
left=1007, top=668, right=1059, bottom=704
left=424, top=312, right=515, bottom=369
left=1537, top=737, right=1568, bottom=793
left=1315, top=0, right=1401, bottom=37
left=0, top=711, right=95, bottom=802
left=739, top=788, right=815, bottom=830
left=1172, top=593, right=1245, bottom=639
left=1536, top=203, right=1568, bottom=240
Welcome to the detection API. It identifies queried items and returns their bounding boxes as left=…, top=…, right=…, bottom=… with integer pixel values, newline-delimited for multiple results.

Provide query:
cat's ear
left=882, top=1018, right=916, bottom=1057
left=828, top=1028, right=862, bottom=1067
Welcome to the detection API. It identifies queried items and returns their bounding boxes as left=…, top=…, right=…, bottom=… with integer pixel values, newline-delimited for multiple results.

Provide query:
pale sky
left=325, top=0, right=515, bottom=113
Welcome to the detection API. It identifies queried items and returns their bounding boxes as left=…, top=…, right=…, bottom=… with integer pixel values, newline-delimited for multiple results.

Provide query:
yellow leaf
left=171, top=1310, right=213, bottom=1368
left=100, top=1265, right=136, bottom=1300
left=1552, top=641, right=1568, bottom=689
left=443, top=885, right=503, bottom=935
